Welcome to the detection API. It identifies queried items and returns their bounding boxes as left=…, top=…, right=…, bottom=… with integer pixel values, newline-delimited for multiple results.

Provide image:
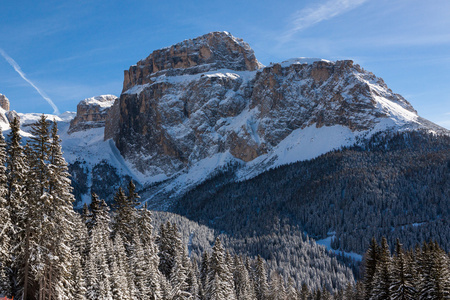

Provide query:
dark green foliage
left=68, top=161, right=89, bottom=205
left=172, top=131, right=450, bottom=257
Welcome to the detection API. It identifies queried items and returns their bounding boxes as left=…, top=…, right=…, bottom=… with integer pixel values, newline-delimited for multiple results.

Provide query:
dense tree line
left=335, top=237, right=450, bottom=300
left=172, top=131, right=450, bottom=258
left=0, top=116, right=350, bottom=299
left=0, top=116, right=448, bottom=299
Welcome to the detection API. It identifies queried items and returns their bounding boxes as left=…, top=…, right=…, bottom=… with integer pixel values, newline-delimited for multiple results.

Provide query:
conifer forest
left=0, top=116, right=448, bottom=299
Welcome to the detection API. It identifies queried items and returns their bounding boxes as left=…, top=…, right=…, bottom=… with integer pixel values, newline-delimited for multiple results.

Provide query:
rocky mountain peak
left=103, top=32, right=446, bottom=183
left=0, top=93, right=10, bottom=111
left=122, top=31, right=262, bottom=92
left=69, top=95, right=117, bottom=134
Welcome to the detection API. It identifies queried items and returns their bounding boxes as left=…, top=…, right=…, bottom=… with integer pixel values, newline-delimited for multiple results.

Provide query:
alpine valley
left=1, top=32, right=449, bottom=291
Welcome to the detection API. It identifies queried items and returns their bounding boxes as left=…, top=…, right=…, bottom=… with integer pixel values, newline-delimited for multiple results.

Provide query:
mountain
left=0, top=31, right=448, bottom=262
left=103, top=31, right=447, bottom=207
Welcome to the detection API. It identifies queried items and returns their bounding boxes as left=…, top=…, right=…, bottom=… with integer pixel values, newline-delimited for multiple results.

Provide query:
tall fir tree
left=6, top=117, right=28, bottom=298
left=370, top=237, right=392, bottom=300
left=0, top=128, right=12, bottom=297
left=390, top=239, right=416, bottom=300
left=364, top=237, right=379, bottom=298
left=205, top=238, right=236, bottom=300
left=112, top=187, right=138, bottom=248
left=254, top=255, right=268, bottom=300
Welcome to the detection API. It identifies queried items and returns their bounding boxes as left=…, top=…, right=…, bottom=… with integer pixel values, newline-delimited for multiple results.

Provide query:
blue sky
left=0, top=0, right=449, bottom=129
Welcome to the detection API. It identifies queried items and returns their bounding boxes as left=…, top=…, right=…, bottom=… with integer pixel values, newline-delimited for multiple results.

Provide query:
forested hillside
left=172, top=131, right=450, bottom=256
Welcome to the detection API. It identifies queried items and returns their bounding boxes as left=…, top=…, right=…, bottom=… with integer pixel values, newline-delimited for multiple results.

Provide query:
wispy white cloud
left=282, top=0, right=368, bottom=41
left=0, top=48, right=60, bottom=114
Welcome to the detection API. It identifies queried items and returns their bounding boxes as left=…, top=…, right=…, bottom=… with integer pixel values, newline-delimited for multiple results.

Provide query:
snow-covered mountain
left=1, top=31, right=448, bottom=208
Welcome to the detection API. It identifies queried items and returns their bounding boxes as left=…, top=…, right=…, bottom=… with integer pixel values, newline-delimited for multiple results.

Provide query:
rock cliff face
left=69, top=95, right=117, bottom=133
left=105, top=32, right=435, bottom=177
left=122, top=31, right=262, bottom=92
left=0, top=94, right=10, bottom=111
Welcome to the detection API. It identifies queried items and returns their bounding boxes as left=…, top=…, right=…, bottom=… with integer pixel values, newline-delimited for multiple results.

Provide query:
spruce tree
left=364, top=237, right=379, bottom=298
left=112, top=187, right=137, bottom=247
left=233, top=255, right=256, bottom=300
left=370, top=237, right=392, bottom=300
left=254, top=255, right=268, bottom=300
left=6, top=117, right=28, bottom=298
left=0, top=128, right=12, bottom=297
left=205, top=238, right=236, bottom=300
left=267, top=270, right=286, bottom=300
left=390, top=239, right=416, bottom=300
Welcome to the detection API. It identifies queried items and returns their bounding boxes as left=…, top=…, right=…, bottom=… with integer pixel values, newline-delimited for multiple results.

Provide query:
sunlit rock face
left=105, top=32, right=423, bottom=177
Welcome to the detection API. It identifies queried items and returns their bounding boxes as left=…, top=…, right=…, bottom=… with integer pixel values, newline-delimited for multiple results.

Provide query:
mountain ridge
left=0, top=31, right=448, bottom=209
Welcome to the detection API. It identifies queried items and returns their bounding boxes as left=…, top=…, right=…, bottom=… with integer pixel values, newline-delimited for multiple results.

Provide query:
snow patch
left=316, top=235, right=363, bottom=261
left=277, top=57, right=332, bottom=68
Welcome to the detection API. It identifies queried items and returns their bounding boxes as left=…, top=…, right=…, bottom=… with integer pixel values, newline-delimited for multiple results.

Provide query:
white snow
left=316, top=235, right=363, bottom=261
left=123, top=69, right=257, bottom=96
left=277, top=58, right=332, bottom=68
left=237, top=124, right=358, bottom=180
left=79, top=95, right=117, bottom=109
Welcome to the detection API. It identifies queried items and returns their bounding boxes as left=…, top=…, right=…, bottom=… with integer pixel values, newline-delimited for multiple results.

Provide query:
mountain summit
left=122, top=31, right=262, bottom=92
left=104, top=32, right=446, bottom=188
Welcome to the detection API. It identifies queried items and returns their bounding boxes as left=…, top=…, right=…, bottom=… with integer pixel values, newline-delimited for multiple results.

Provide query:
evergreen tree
left=6, top=117, right=28, bottom=298
left=137, top=203, right=162, bottom=299
left=364, top=237, right=379, bottom=298
left=390, top=239, right=416, bottom=300
left=267, top=270, right=286, bottom=300
left=342, top=282, right=354, bottom=300
left=0, top=128, right=12, bottom=296
left=233, top=255, right=256, bottom=300
left=112, top=187, right=137, bottom=247
left=370, top=237, right=392, bottom=300
left=418, top=241, right=450, bottom=300
left=286, top=276, right=299, bottom=300
left=200, top=251, right=210, bottom=299
left=254, top=255, right=268, bottom=300
left=299, top=283, right=311, bottom=300
left=205, top=238, right=236, bottom=300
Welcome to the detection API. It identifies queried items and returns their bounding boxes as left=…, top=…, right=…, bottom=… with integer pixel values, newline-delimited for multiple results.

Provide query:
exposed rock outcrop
left=69, top=95, right=117, bottom=133
left=122, top=31, right=262, bottom=92
left=6, top=110, right=19, bottom=123
left=0, top=93, right=10, bottom=111
left=105, top=32, right=426, bottom=177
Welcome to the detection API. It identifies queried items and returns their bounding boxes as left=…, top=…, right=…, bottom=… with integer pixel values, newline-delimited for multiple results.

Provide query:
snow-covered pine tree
left=113, top=235, right=135, bottom=299
left=70, top=251, right=87, bottom=300
left=354, top=281, right=365, bottom=300
left=199, top=251, right=210, bottom=299
left=45, top=121, right=78, bottom=298
left=285, top=276, right=298, bottom=300
left=299, top=283, right=310, bottom=300
left=390, top=239, right=416, bottom=300
left=87, top=192, right=101, bottom=236
left=6, top=117, right=28, bottom=298
left=130, top=237, right=151, bottom=299
left=16, top=115, right=54, bottom=299
left=370, top=237, right=392, bottom=300
left=112, top=187, right=138, bottom=248
left=233, top=255, right=256, bottom=300
left=342, top=282, right=354, bottom=300
left=0, top=128, right=12, bottom=297
left=205, top=238, right=236, bottom=300
left=136, top=203, right=162, bottom=299
left=157, top=222, right=181, bottom=280
left=364, top=237, right=379, bottom=298
left=254, top=255, right=268, bottom=300
left=87, top=199, right=113, bottom=300
left=418, top=241, right=450, bottom=300
left=267, top=270, right=286, bottom=300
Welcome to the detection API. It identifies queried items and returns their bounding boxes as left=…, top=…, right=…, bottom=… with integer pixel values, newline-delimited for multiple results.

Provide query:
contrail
left=0, top=48, right=60, bottom=115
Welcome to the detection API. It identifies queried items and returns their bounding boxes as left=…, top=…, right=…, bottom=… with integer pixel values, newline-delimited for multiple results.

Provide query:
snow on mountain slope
left=2, top=32, right=449, bottom=209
